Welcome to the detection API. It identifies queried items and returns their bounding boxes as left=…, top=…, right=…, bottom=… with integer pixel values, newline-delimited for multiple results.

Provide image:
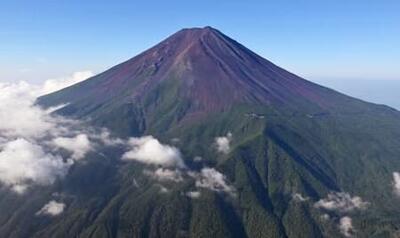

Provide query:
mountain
left=38, top=27, right=371, bottom=137
left=2, top=27, right=400, bottom=237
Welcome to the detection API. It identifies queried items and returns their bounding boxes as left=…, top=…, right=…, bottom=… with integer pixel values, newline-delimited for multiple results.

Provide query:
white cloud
left=36, top=200, right=66, bottom=216
left=320, top=214, right=330, bottom=221
left=0, top=81, right=184, bottom=193
left=314, top=192, right=369, bottom=213
left=45, top=103, right=70, bottom=114
left=339, top=216, right=354, bottom=237
left=186, top=191, right=201, bottom=199
left=145, top=168, right=184, bottom=182
left=292, top=193, right=309, bottom=202
left=392, top=172, right=400, bottom=196
left=96, top=129, right=124, bottom=146
left=40, top=71, right=94, bottom=95
left=171, top=138, right=180, bottom=144
left=53, top=134, right=92, bottom=160
left=122, top=136, right=185, bottom=168
left=0, top=73, right=237, bottom=198
left=0, top=139, right=72, bottom=193
left=0, top=72, right=93, bottom=140
left=0, top=72, right=97, bottom=193
left=193, top=156, right=202, bottom=162
left=215, top=132, right=232, bottom=154
left=0, top=82, right=58, bottom=138
left=132, top=178, right=139, bottom=187
left=190, top=167, right=235, bottom=196
left=158, top=185, right=169, bottom=193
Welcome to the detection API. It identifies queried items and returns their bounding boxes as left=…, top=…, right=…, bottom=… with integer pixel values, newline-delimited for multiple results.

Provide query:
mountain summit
left=9, top=27, right=399, bottom=237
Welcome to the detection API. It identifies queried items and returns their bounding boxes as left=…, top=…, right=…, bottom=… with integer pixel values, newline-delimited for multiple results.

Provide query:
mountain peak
left=39, top=27, right=341, bottom=121
left=179, top=26, right=218, bottom=34
left=162, top=26, right=222, bottom=48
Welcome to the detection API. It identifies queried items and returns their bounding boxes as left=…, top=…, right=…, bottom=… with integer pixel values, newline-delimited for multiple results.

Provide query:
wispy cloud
left=40, top=71, right=93, bottom=95
left=52, top=134, right=92, bottom=160
left=314, top=192, right=369, bottom=213
left=158, top=185, right=169, bottom=194
left=186, top=191, right=201, bottom=199
left=339, top=216, right=354, bottom=237
left=36, top=200, right=66, bottom=216
left=215, top=132, right=232, bottom=154
left=189, top=167, right=236, bottom=196
left=95, top=129, right=124, bottom=146
left=315, top=192, right=368, bottom=237
left=320, top=214, right=330, bottom=221
left=122, top=136, right=185, bottom=168
left=392, top=172, right=400, bottom=196
left=292, top=193, right=309, bottom=202
left=145, top=168, right=184, bottom=182
left=193, top=156, right=202, bottom=162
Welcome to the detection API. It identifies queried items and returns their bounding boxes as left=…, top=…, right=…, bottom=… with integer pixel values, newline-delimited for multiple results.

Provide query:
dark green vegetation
left=1, top=27, right=400, bottom=237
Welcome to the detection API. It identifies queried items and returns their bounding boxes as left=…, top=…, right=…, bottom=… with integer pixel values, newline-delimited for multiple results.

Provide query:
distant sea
left=312, top=79, right=400, bottom=111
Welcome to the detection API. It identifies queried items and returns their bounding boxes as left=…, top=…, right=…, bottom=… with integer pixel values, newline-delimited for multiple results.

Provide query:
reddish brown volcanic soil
left=39, top=27, right=355, bottom=120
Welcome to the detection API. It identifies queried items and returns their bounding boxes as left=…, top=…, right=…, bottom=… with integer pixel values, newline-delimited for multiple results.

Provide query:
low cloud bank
left=0, top=81, right=59, bottom=138
left=36, top=200, right=66, bottom=216
left=0, top=73, right=95, bottom=193
left=0, top=139, right=72, bottom=193
left=0, top=72, right=237, bottom=199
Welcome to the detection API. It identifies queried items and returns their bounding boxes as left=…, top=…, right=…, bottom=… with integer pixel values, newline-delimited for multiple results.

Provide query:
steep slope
left=1, top=27, right=400, bottom=238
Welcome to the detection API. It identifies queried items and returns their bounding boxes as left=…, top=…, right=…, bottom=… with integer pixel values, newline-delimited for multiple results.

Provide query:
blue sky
left=1, top=0, right=399, bottom=85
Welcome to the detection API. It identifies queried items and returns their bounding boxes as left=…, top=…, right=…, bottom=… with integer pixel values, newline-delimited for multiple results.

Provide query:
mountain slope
left=38, top=27, right=383, bottom=137
left=2, top=27, right=400, bottom=238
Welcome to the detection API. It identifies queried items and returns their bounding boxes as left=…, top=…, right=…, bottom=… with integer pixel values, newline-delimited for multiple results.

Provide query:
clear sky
left=1, top=0, right=399, bottom=84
